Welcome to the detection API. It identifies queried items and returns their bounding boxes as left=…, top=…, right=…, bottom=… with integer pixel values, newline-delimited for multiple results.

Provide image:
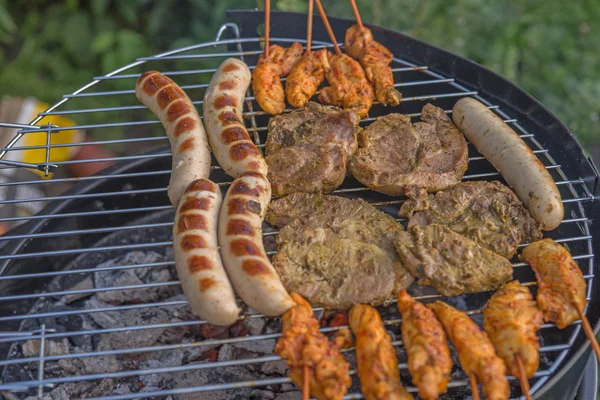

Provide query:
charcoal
left=61, top=276, right=94, bottom=304
left=275, top=392, right=301, bottom=400
left=22, top=338, right=70, bottom=357
left=94, top=251, right=176, bottom=304
left=232, top=338, right=275, bottom=355
left=260, top=360, right=288, bottom=376
left=244, top=318, right=266, bottom=336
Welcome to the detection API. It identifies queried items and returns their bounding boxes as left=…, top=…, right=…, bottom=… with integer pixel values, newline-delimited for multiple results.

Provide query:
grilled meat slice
left=394, top=224, right=513, bottom=297
left=350, top=104, right=468, bottom=196
left=265, top=102, right=360, bottom=197
left=266, top=102, right=360, bottom=156
left=429, top=301, right=510, bottom=400
left=252, top=43, right=303, bottom=115
left=345, top=25, right=401, bottom=106
left=275, top=292, right=352, bottom=400
left=266, top=143, right=347, bottom=197
left=404, top=181, right=542, bottom=258
left=349, top=304, right=414, bottom=400
left=286, top=49, right=330, bottom=108
left=520, top=239, right=587, bottom=329
left=397, top=290, right=452, bottom=400
left=266, top=193, right=413, bottom=309
left=483, top=280, right=543, bottom=378
left=319, top=53, right=374, bottom=118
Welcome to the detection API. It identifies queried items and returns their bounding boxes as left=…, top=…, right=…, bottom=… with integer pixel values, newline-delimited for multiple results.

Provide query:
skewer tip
left=577, top=308, right=600, bottom=361
left=303, top=364, right=310, bottom=400
left=516, top=354, right=533, bottom=400
left=469, top=373, right=481, bottom=400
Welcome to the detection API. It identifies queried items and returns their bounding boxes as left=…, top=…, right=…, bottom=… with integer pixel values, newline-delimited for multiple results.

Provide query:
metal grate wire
left=0, top=22, right=595, bottom=399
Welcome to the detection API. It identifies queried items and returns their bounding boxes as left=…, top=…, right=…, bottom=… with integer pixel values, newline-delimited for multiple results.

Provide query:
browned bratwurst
left=173, top=179, right=240, bottom=326
left=135, top=71, right=211, bottom=206
left=203, top=58, right=268, bottom=178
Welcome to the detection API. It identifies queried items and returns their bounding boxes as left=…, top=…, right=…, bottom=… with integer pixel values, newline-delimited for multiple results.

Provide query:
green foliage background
left=0, top=0, right=598, bottom=150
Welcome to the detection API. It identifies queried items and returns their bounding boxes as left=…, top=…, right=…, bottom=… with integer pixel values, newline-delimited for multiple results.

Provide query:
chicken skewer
left=397, top=291, right=452, bottom=400
left=285, top=0, right=330, bottom=108
left=349, top=304, right=414, bottom=400
left=345, top=0, right=402, bottom=106
left=313, top=0, right=374, bottom=118
left=274, top=292, right=352, bottom=400
left=252, top=0, right=303, bottom=115
left=482, top=281, right=543, bottom=400
left=428, top=301, right=510, bottom=400
left=520, top=238, right=600, bottom=360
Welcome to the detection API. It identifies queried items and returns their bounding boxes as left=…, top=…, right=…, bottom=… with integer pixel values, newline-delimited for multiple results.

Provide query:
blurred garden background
left=0, top=0, right=599, bottom=158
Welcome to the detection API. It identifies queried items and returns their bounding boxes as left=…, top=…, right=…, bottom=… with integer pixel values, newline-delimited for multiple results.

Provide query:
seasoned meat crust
left=266, top=102, right=359, bottom=156
left=404, top=181, right=542, bottom=258
left=394, top=224, right=513, bottom=297
left=266, top=193, right=414, bottom=309
left=265, top=102, right=360, bottom=197
left=350, top=104, right=468, bottom=196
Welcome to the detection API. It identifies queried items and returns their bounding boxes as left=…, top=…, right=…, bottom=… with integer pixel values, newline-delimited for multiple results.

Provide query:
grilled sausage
left=453, top=97, right=563, bottom=230
left=136, top=71, right=211, bottom=206
left=204, top=58, right=268, bottom=178
left=173, top=179, right=240, bottom=326
left=218, top=172, right=294, bottom=316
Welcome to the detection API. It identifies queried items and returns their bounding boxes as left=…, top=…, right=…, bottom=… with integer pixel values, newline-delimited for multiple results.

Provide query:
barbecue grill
left=0, top=10, right=598, bottom=400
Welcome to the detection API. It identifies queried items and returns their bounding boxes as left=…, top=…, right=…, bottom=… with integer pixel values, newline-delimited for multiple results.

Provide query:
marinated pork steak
left=350, top=104, right=468, bottom=196
left=394, top=224, right=513, bottom=297
left=266, top=193, right=414, bottom=309
left=265, top=102, right=360, bottom=197
left=402, top=181, right=542, bottom=259
left=265, top=143, right=347, bottom=197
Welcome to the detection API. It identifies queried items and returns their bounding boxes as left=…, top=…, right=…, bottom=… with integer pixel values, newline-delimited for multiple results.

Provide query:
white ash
left=244, top=318, right=266, bottom=336
left=23, top=378, right=115, bottom=400
left=22, top=338, right=70, bottom=357
left=61, top=276, right=94, bottom=304
left=232, top=338, right=276, bottom=354
left=94, top=251, right=176, bottom=304
left=6, top=250, right=302, bottom=400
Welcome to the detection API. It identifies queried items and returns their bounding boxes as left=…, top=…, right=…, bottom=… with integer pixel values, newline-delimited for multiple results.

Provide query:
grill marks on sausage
left=157, top=85, right=185, bottom=109
left=178, top=137, right=195, bottom=152
left=221, top=127, right=250, bottom=144
left=227, top=198, right=251, bottom=215
left=186, top=179, right=217, bottom=194
left=140, top=72, right=171, bottom=96
left=226, top=219, right=255, bottom=236
left=214, top=95, right=238, bottom=110
left=167, top=99, right=193, bottom=123
left=199, top=277, right=217, bottom=292
left=219, top=80, right=238, bottom=91
left=218, top=111, right=243, bottom=126
left=188, top=255, right=213, bottom=273
left=222, top=63, right=240, bottom=72
left=230, top=238, right=262, bottom=257
left=177, top=214, right=208, bottom=233
left=230, top=142, right=261, bottom=161
left=242, top=259, right=272, bottom=276
left=180, top=197, right=211, bottom=212
left=174, top=116, right=196, bottom=137
left=180, top=234, right=208, bottom=251
left=230, top=179, right=265, bottom=197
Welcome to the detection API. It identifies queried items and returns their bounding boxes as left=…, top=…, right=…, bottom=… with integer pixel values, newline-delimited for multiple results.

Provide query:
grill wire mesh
left=0, top=22, right=595, bottom=400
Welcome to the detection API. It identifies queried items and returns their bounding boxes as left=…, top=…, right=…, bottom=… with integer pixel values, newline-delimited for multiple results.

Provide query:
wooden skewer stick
left=469, top=373, right=480, bottom=400
left=577, top=308, right=600, bottom=360
left=349, top=0, right=363, bottom=28
left=516, top=355, right=532, bottom=400
left=303, top=364, right=310, bottom=400
left=264, top=0, right=271, bottom=58
left=313, top=0, right=342, bottom=54
left=306, top=0, right=314, bottom=53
